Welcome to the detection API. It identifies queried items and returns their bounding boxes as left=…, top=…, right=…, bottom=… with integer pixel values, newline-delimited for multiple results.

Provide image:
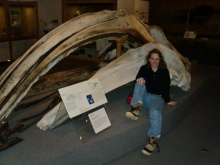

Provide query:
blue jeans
left=130, top=82, right=164, bottom=138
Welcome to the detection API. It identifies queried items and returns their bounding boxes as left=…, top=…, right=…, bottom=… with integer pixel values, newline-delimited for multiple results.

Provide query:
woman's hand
left=167, top=100, right=178, bottom=105
left=137, top=78, right=146, bottom=84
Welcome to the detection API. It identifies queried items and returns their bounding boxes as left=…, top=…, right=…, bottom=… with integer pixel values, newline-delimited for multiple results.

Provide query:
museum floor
left=0, top=62, right=220, bottom=165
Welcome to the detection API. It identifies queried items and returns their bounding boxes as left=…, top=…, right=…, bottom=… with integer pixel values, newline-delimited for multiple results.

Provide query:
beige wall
left=117, top=0, right=135, bottom=12
left=118, top=0, right=149, bottom=23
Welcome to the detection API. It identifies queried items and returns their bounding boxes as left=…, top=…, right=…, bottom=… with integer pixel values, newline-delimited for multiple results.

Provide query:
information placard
left=58, top=78, right=108, bottom=118
left=88, top=107, right=111, bottom=134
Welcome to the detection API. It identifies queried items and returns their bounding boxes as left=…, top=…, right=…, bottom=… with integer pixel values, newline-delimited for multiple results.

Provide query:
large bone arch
left=0, top=10, right=161, bottom=122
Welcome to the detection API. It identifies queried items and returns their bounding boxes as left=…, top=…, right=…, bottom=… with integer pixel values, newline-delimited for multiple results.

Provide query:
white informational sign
left=58, top=78, right=108, bottom=118
left=88, top=107, right=111, bottom=134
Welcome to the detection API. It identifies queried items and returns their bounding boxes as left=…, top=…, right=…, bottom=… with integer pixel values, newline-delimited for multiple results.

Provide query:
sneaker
left=125, top=105, right=140, bottom=120
left=142, top=137, right=160, bottom=156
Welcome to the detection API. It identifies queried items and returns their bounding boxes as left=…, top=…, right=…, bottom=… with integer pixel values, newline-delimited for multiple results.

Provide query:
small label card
left=88, top=107, right=111, bottom=134
left=184, top=31, right=197, bottom=39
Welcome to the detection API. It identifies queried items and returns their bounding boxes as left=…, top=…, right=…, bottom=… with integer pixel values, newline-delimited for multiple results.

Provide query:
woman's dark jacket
left=136, top=65, right=171, bottom=103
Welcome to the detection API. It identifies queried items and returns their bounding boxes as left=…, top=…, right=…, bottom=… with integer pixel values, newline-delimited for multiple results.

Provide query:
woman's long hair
left=145, top=48, right=167, bottom=69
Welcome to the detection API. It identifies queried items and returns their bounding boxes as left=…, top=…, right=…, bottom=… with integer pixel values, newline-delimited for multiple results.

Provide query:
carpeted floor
left=106, top=72, right=220, bottom=165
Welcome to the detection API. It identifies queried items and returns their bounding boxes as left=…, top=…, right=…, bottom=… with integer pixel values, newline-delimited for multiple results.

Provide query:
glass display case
left=0, top=3, right=8, bottom=41
left=0, top=1, right=38, bottom=62
left=9, top=2, right=38, bottom=40
left=0, top=1, right=10, bottom=62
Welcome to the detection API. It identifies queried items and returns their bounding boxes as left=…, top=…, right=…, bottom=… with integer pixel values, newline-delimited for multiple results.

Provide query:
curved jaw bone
left=92, top=42, right=191, bottom=94
left=0, top=10, right=190, bottom=123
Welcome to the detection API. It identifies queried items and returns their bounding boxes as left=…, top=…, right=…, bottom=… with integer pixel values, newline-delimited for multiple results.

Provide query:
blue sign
left=86, top=94, right=94, bottom=104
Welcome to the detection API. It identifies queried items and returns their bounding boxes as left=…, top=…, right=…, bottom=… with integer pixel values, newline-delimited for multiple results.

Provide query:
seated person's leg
left=147, top=95, right=164, bottom=138
left=125, top=82, right=147, bottom=120
left=130, top=82, right=146, bottom=106
left=142, top=95, right=164, bottom=156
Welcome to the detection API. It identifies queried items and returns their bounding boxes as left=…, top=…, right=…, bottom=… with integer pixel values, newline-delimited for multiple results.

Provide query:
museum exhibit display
left=0, top=1, right=219, bottom=164
left=0, top=9, right=191, bottom=135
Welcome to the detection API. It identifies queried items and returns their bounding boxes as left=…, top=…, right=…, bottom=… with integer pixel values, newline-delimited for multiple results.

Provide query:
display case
left=0, top=1, right=11, bottom=61
left=62, top=0, right=117, bottom=22
left=9, top=2, right=38, bottom=40
left=0, top=2, right=8, bottom=41
left=0, top=1, right=38, bottom=62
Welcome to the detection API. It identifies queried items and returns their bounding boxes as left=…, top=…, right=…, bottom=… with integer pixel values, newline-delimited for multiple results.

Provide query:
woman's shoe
left=125, top=105, right=140, bottom=120
left=142, top=137, right=160, bottom=156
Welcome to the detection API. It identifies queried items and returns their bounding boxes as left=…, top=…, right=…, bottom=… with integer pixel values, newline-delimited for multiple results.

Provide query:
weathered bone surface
left=0, top=10, right=190, bottom=126
left=37, top=42, right=191, bottom=130
left=93, top=42, right=191, bottom=93
left=26, top=65, right=100, bottom=97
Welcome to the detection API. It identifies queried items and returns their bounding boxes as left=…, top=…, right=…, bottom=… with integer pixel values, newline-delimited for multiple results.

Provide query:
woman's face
left=149, top=53, right=160, bottom=68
